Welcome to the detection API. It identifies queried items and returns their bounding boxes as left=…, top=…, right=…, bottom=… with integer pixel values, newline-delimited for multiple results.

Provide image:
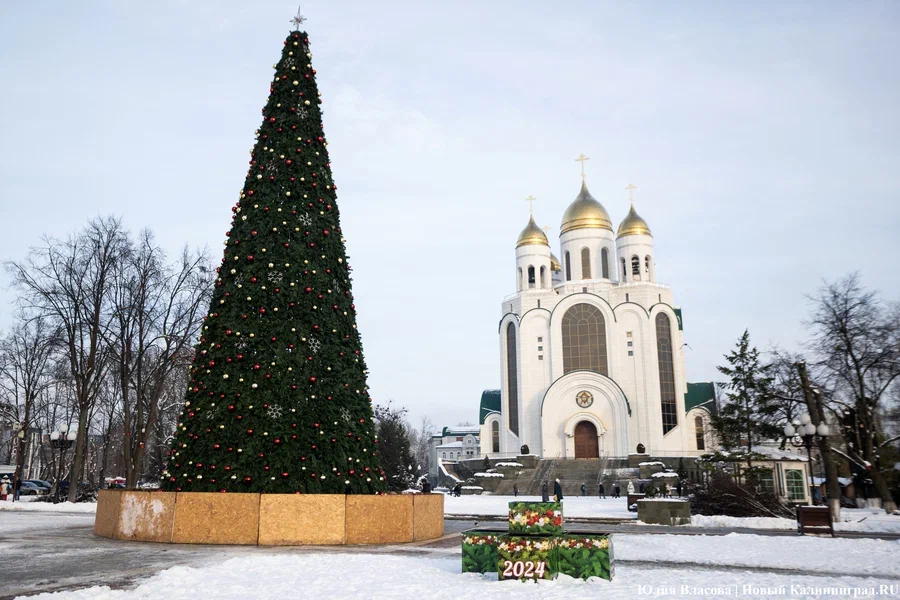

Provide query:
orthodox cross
left=291, top=6, right=306, bottom=30
left=525, top=194, right=536, bottom=216
left=575, top=153, right=590, bottom=180
left=626, top=183, right=637, bottom=206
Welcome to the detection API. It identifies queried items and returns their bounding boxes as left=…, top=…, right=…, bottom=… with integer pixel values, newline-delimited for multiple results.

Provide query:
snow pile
left=650, top=472, right=679, bottom=478
left=19, top=541, right=900, bottom=600
left=461, top=486, right=483, bottom=490
left=474, top=472, right=504, bottom=478
left=494, top=462, right=523, bottom=467
left=0, top=500, right=97, bottom=514
left=690, top=514, right=796, bottom=530
left=401, top=489, right=421, bottom=494
left=638, top=461, right=665, bottom=467
left=444, top=495, right=635, bottom=519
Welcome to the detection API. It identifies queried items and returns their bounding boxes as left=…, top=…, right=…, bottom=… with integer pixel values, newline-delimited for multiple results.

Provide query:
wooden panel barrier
left=93, top=489, right=444, bottom=546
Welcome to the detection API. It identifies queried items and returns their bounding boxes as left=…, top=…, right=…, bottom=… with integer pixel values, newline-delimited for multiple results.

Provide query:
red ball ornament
left=309, top=376, right=317, bottom=383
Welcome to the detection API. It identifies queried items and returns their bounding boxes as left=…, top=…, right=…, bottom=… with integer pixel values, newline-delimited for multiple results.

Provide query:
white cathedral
left=479, top=170, right=716, bottom=460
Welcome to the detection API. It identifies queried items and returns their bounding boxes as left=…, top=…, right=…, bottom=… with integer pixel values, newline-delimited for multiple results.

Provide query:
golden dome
left=616, top=204, right=652, bottom=238
left=560, top=181, right=613, bottom=234
left=550, top=253, right=562, bottom=272
left=516, top=215, right=549, bottom=248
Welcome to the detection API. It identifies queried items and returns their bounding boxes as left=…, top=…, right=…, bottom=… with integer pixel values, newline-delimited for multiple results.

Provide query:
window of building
left=626, top=331, right=633, bottom=338
left=537, top=346, right=543, bottom=351
left=527, top=265, right=536, bottom=288
left=537, top=337, right=543, bottom=343
left=491, top=421, right=500, bottom=454
left=506, top=323, right=519, bottom=436
left=621, top=257, right=627, bottom=279
left=581, top=247, right=591, bottom=279
left=539, top=265, right=546, bottom=288
left=582, top=287, right=587, bottom=293
left=627, top=341, right=633, bottom=347
left=757, top=468, right=775, bottom=495
left=645, top=255, right=651, bottom=274
left=561, top=303, right=609, bottom=376
left=631, top=255, right=640, bottom=276
left=625, top=293, right=629, bottom=302
left=656, top=312, right=678, bottom=434
left=517, top=267, right=523, bottom=292
left=538, top=355, right=543, bottom=360
left=695, top=416, right=705, bottom=450
left=457, top=452, right=461, bottom=460
left=628, top=350, right=633, bottom=356
left=565, top=251, right=571, bottom=281
left=601, top=247, right=609, bottom=279
left=785, top=469, right=805, bottom=501
left=442, top=452, right=446, bottom=459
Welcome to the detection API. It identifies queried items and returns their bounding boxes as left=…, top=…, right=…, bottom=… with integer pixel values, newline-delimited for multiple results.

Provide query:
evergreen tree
left=374, top=404, right=416, bottom=492
left=162, top=29, right=385, bottom=494
left=712, top=330, right=779, bottom=465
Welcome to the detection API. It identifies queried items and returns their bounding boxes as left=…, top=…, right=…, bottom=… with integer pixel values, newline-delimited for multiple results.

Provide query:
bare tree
left=409, top=414, right=435, bottom=477
left=807, top=273, right=900, bottom=512
left=0, top=315, right=57, bottom=489
left=7, top=216, right=126, bottom=502
left=106, top=231, right=210, bottom=487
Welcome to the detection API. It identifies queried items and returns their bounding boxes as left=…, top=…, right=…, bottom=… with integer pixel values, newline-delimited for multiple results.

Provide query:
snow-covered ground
left=0, top=498, right=97, bottom=513
left=20, top=536, right=900, bottom=600
left=689, top=508, right=900, bottom=533
left=444, top=495, right=635, bottom=519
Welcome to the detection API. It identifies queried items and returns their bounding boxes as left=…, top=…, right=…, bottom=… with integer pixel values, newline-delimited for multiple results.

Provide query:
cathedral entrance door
left=574, top=421, right=599, bottom=459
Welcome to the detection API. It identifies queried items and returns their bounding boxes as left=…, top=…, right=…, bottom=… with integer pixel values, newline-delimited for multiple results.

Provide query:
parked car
left=19, top=481, right=47, bottom=496
left=25, top=480, right=51, bottom=491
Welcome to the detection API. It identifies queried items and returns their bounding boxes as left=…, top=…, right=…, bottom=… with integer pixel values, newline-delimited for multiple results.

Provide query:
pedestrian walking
left=513, top=484, right=519, bottom=497
left=554, top=478, right=564, bottom=502
left=541, top=481, right=549, bottom=502
left=676, top=480, right=682, bottom=497
left=13, top=476, right=22, bottom=501
left=0, top=476, right=9, bottom=501
left=613, top=483, right=620, bottom=498
left=581, top=482, right=586, bottom=497
left=639, top=481, right=645, bottom=493
left=598, top=482, right=606, bottom=498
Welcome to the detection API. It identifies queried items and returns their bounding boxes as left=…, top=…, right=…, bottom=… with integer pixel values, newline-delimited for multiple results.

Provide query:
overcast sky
left=1, top=1, right=898, bottom=430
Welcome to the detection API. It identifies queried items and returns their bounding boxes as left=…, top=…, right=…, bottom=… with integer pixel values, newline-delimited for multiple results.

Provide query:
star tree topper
left=291, top=6, right=306, bottom=30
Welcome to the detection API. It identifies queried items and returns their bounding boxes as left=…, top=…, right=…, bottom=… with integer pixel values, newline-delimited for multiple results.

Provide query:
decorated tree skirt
left=461, top=501, right=614, bottom=581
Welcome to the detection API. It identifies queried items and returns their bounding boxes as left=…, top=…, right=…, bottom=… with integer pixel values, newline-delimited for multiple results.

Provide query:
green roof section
left=479, top=389, right=502, bottom=424
left=674, top=307, right=683, bottom=331
left=685, top=381, right=717, bottom=415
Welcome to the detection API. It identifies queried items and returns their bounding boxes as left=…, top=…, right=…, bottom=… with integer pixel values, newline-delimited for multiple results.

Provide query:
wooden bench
left=796, top=505, right=834, bottom=536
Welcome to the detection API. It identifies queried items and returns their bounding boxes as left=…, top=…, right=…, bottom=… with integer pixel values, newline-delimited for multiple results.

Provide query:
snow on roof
left=495, top=462, right=523, bottom=467
left=436, top=441, right=463, bottom=449
left=651, top=472, right=680, bottom=478
left=639, top=461, right=666, bottom=467
left=753, top=446, right=808, bottom=461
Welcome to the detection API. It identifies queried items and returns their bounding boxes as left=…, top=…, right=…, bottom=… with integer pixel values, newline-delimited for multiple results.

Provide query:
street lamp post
left=783, top=413, right=830, bottom=506
left=48, top=425, right=77, bottom=503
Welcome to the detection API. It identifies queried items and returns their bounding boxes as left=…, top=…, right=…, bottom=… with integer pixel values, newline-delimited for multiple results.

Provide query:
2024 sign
left=500, top=560, right=547, bottom=580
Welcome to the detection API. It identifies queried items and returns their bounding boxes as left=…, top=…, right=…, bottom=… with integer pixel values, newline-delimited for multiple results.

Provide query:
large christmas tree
left=162, top=28, right=385, bottom=494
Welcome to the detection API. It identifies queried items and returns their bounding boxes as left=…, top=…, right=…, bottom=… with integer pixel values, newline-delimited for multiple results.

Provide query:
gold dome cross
left=575, top=153, right=590, bottom=180
left=525, top=194, right=536, bottom=216
left=626, top=183, right=637, bottom=206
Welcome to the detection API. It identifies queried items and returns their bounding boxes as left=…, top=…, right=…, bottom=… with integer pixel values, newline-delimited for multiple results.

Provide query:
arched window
left=457, top=452, right=461, bottom=460
left=581, top=247, right=591, bottom=279
left=561, top=303, right=609, bottom=375
left=442, top=452, right=446, bottom=459
left=517, top=267, right=523, bottom=292
left=645, top=255, right=651, bottom=274
left=527, top=265, right=535, bottom=288
left=539, top=265, right=546, bottom=289
left=565, top=251, right=571, bottom=281
left=601, top=248, right=609, bottom=279
left=631, top=255, right=640, bottom=276
left=506, top=323, right=519, bottom=436
left=491, top=421, right=500, bottom=453
left=785, top=470, right=805, bottom=501
left=621, top=257, right=627, bottom=279
left=695, top=416, right=705, bottom=450
left=656, top=313, right=678, bottom=434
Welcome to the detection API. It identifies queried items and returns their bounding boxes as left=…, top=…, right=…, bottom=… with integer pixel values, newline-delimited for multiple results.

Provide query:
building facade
left=481, top=178, right=715, bottom=459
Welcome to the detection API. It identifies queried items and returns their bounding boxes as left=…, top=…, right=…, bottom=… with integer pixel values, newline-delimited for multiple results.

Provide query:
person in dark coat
left=454, top=482, right=462, bottom=497
left=676, top=480, right=682, bottom=497
left=639, top=481, right=645, bottom=493
left=598, top=482, right=606, bottom=498
left=541, top=481, right=549, bottom=502
left=580, top=482, right=586, bottom=497
left=613, top=483, right=621, bottom=498
left=422, top=480, right=431, bottom=494
left=513, top=484, right=519, bottom=497
left=554, top=478, right=564, bottom=501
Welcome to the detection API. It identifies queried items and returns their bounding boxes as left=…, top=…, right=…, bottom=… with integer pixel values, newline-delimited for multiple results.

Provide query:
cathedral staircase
left=493, top=457, right=641, bottom=497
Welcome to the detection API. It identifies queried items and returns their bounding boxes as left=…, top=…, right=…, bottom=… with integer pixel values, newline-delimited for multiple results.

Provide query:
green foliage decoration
left=161, top=30, right=385, bottom=494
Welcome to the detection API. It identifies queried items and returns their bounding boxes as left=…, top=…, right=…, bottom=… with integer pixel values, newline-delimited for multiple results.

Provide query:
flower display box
left=508, top=501, right=563, bottom=536
left=556, top=533, right=614, bottom=581
left=497, top=535, right=556, bottom=580
left=461, top=529, right=503, bottom=574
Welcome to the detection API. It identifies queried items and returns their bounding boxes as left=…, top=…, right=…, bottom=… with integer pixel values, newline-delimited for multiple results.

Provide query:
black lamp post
left=783, top=413, right=830, bottom=505
left=47, top=425, right=77, bottom=502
